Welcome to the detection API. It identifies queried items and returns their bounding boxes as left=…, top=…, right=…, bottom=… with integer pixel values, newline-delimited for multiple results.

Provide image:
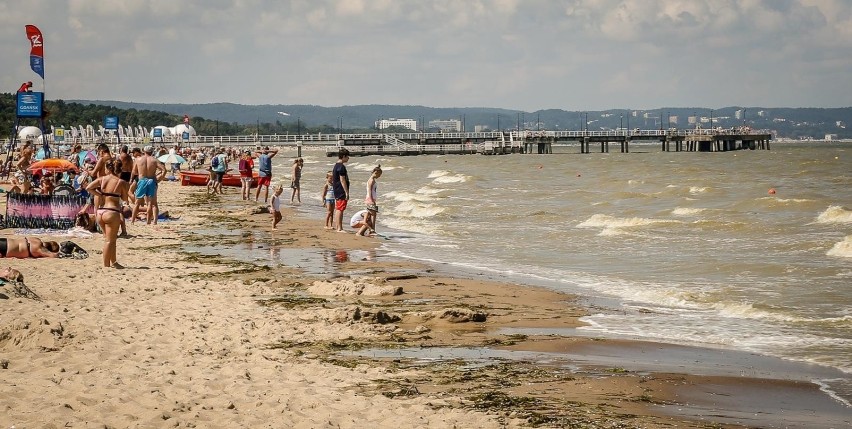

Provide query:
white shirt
left=271, top=195, right=281, bottom=212
left=350, top=210, right=368, bottom=227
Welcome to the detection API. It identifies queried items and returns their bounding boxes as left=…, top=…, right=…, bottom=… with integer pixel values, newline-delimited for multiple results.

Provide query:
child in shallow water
left=321, top=171, right=334, bottom=229
left=270, top=185, right=284, bottom=229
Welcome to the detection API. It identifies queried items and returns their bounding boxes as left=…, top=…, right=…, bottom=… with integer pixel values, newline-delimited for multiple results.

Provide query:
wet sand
left=0, top=178, right=849, bottom=428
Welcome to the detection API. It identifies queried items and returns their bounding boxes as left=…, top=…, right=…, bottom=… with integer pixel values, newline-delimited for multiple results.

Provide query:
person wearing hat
left=130, top=145, right=166, bottom=225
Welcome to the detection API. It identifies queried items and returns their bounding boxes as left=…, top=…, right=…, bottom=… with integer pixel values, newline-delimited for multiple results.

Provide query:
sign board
left=153, top=128, right=163, bottom=141
left=182, top=131, right=190, bottom=141
left=16, top=92, right=44, bottom=117
left=104, top=115, right=119, bottom=130
left=54, top=128, right=65, bottom=142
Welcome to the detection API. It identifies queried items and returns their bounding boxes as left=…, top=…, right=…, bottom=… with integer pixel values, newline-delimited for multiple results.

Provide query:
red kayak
left=179, top=171, right=258, bottom=188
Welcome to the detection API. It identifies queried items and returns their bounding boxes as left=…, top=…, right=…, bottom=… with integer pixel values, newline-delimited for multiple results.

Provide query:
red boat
left=179, top=171, right=258, bottom=188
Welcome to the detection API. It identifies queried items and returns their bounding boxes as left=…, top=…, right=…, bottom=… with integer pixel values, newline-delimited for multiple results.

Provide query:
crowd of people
left=0, top=144, right=384, bottom=289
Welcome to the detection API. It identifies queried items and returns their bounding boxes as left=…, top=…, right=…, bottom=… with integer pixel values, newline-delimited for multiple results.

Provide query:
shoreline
left=1, top=181, right=849, bottom=428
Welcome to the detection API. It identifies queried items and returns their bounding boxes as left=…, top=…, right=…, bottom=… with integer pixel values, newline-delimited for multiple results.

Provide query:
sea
left=265, top=141, right=851, bottom=405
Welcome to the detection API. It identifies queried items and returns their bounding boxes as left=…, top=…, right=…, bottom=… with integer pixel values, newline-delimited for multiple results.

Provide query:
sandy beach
left=1, top=178, right=849, bottom=428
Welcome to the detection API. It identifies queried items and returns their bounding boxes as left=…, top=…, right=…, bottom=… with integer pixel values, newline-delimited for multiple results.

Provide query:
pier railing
left=2, top=128, right=770, bottom=149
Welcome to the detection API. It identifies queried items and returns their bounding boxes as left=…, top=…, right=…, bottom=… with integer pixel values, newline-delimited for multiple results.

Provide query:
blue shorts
left=135, top=177, right=157, bottom=199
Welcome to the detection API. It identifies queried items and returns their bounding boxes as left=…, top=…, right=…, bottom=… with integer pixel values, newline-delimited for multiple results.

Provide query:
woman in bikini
left=0, top=237, right=60, bottom=258
left=86, top=159, right=129, bottom=268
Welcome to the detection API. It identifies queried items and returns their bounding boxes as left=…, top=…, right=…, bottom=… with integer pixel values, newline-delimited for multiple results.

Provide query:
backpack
left=211, top=155, right=220, bottom=169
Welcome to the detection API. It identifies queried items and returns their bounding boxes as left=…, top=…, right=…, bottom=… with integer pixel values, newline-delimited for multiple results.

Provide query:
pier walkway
left=4, top=129, right=772, bottom=157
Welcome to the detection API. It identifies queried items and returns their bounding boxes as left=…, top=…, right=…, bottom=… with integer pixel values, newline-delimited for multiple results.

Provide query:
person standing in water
left=254, top=146, right=278, bottom=203
left=290, top=158, right=303, bottom=204
left=359, top=164, right=382, bottom=236
left=332, top=149, right=350, bottom=232
left=321, top=171, right=335, bottom=229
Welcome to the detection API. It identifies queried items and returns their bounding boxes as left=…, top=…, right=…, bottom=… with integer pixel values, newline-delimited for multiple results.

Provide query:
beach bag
left=211, top=155, right=220, bottom=169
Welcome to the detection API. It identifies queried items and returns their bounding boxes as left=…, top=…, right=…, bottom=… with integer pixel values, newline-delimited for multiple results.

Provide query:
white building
left=376, top=118, right=417, bottom=131
left=429, top=119, right=461, bottom=132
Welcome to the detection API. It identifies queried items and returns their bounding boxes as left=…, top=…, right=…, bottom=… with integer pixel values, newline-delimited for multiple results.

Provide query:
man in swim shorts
left=130, top=145, right=166, bottom=225
left=332, top=148, right=350, bottom=232
left=254, top=146, right=278, bottom=203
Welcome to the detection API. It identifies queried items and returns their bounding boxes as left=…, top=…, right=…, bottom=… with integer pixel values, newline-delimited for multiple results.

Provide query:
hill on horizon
left=67, top=100, right=852, bottom=139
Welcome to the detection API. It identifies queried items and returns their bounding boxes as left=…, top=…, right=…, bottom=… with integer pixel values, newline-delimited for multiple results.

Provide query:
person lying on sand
left=0, top=237, right=60, bottom=258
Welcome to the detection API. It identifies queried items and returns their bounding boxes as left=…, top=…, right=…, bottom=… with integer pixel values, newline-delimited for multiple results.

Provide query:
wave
left=827, top=235, right=852, bottom=258
left=577, top=214, right=674, bottom=229
left=389, top=200, right=445, bottom=218
left=689, top=186, right=709, bottom=195
left=427, top=169, right=470, bottom=184
left=816, top=205, right=852, bottom=225
left=672, top=207, right=706, bottom=216
left=385, top=190, right=439, bottom=203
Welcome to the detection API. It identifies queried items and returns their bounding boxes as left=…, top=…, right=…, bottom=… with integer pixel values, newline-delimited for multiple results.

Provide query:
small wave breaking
left=817, top=205, right=852, bottom=225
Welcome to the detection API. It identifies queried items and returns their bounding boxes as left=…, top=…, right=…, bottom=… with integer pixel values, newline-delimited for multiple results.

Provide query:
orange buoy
left=768, top=188, right=776, bottom=195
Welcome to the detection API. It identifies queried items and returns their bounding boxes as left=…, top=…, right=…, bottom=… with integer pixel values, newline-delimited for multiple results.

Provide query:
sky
left=2, top=0, right=851, bottom=112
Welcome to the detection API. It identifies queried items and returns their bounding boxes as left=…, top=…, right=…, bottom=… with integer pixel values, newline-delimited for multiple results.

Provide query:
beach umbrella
left=78, top=150, right=97, bottom=166
left=158, top=153, right=187, bottom=164
left=28, top=158, right=78, bottom=174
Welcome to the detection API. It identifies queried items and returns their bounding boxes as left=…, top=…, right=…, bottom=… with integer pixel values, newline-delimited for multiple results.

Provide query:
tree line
left=1, top=93, right=376, bottom=139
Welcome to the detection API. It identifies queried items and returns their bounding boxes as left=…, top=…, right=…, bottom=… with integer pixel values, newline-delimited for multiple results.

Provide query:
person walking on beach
left=210, top=149, right=228, bottom=195
left=254, top=146, right=278, bottom=203
left=321, top=171, right=335, bottom=229
left=290, top=158, right=303, bottom=204
left=238, top=150, right=254, bottom=200
left=332, top=148, right=350, bottom=232
left=131, top=145, right=166, bottom=225
left=359, top=164, right=382, bottom=236
left=87, top=159, right=129, bottom=268
left=270, top=185, right=284, bottom=229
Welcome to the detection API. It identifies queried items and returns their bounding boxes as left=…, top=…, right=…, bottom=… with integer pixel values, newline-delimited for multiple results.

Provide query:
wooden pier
left=5, top=129, right=771, bottom=157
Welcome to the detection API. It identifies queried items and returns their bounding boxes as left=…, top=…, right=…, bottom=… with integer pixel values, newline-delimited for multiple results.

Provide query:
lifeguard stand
left=5, top=91, right=49, bottom=176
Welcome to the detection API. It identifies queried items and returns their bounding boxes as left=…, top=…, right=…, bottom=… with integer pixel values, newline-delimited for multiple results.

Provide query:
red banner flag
left=25, top=25, right=45, bottom=79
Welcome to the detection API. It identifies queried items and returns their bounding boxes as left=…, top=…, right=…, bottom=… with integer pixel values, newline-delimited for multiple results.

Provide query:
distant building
left=688, top=116, right=697, bottom=125
left=735, top=109, right=743, bottom=120
left=429, top=119, right=462, bottom=132
left=668, top=115, right=678, bottom=125
left=825, top=134, right=839, bottom=141
left=474, top=125, right=488, bottom=132
left=375, top=118, right=417, bottom=131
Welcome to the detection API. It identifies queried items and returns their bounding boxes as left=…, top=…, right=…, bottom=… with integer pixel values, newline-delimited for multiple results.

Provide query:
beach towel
left=5, top=192, right=88, bottom=230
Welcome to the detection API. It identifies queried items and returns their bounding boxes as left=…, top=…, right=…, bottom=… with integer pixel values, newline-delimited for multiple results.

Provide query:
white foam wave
left=385, top=190, right=437, bottom=203
left=391, top=200, right=445, bottom=218
left=689, top=186, right=708, bottom=195
left=577, top=214, right=679, bottom=231
left=816, top=205, right=852, bottom=225
left=672, top=207, right=706, bottom=216
left=827, top=235, right=852, bottom=258
left=428, top=170, right=470, bottom=184
left=773, top=197, right=813, bottom=204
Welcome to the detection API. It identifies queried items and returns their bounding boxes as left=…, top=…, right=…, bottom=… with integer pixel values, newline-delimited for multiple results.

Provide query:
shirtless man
left=130, top=145, right=166, bottom=225
left=16, top=141, right=34, bottom=173
left=0, top=237, right=60, bottom=258
left=118, top=145, right=133, bottom=182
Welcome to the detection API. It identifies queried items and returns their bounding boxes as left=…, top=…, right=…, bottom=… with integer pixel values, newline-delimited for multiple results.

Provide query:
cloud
left=0, top=0, right=849, bottom=110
